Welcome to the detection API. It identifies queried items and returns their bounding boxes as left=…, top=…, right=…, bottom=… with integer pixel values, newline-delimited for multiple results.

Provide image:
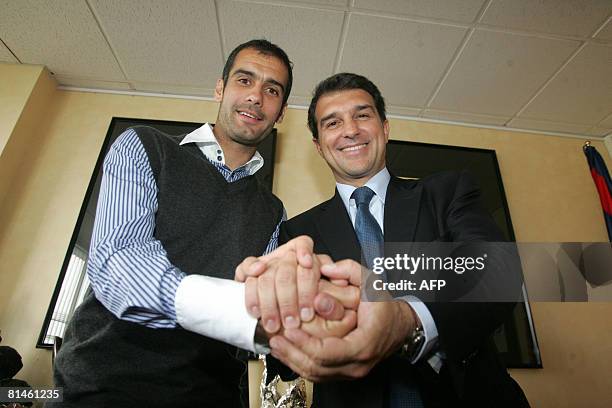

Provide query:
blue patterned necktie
left=352, top=186, right=384, bottom=270
left=352, top=186, right=424, bottom=408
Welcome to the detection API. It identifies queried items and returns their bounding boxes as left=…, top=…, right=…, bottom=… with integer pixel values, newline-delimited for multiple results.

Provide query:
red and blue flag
left=583, top=144, right=612, bottom=241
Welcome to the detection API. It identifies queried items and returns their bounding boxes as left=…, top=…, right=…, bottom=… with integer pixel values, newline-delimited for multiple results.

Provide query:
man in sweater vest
left=51, top=39, right=357, bottom=408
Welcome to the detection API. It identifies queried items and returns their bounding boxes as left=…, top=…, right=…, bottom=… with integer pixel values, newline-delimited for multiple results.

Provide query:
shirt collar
left=336, top=167, right=391, bottom=210
left=179, top=123, right=264, bottom=175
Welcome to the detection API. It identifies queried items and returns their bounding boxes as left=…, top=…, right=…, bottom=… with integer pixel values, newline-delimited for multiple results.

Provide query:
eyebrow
left=319, top=104, right=375, bottom=126
left=232, top=69, right=285, bottom=93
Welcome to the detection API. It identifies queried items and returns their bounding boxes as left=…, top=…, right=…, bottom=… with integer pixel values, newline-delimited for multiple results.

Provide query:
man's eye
left=357, top=113, right=370, bottom=119
left=267, top=88, right=280, bottom=96
left=326, top=120, right=338, bottom=128
left=238, top=78, right=250, bottom=85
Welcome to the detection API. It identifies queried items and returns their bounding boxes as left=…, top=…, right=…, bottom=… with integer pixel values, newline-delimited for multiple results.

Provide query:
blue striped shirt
left=87, top=126, right=281, bottom=328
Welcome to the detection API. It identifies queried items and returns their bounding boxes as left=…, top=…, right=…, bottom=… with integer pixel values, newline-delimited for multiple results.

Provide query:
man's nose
left=343, top=118, right=359, bottom=137
left=245, top=86, right=263, bottom=105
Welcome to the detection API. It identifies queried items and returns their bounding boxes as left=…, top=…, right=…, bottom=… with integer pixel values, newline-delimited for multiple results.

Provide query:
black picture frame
left=37, top=117, right=277, bottom=348
left=386, top=139, right=542, bottom=368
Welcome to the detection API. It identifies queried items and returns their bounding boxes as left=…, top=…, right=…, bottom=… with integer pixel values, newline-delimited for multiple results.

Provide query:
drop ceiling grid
left=594, top=16, right=612, bottom=40
left=264, top=0, right=350, bottom=8
left=428, top=29, right=581, bottom=117
left=0, top=40, right=18, bottom=63
left=217, top=0, right=345, bottom=99
left=351, top=0, right=487, bottom=23
left=1, top=0, right=610, bottom=138
left=0, top=0, right=125, bottom=80
left=88, top=0, right=222, bottom=87
left=338, top=13, right=468, bottom=108
left=515, top=43, right=612, bottom=125
left=241, top=0, right=349, bottom=9
left=480, top=0, right=612, bottom=37
left=597, top=112, right=612, bottom=128
left=587, top=127, right=612, bottom=137
left=416, top=0, right=491, bottom=118
left=331, top=9, right=351, bottom=74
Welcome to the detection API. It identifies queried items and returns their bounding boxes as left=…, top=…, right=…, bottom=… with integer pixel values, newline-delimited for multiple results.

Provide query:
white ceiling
left=1, top=0, right=611, bottom=139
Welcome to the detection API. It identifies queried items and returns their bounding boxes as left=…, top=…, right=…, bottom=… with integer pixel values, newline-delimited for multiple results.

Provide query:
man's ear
left=383, top=119, right=390, bottom=143
left=275, top=104, right=287, bottom=124
left=312, top=137, right=323, bottom=156
left=214, top=79, right=224, bottom=102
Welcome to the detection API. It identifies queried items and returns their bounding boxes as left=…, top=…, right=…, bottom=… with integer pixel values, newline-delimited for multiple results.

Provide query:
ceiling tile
left=274, top=0, right=348, bottom=7
left=131, top=81, right=215, bottom=97
left=354, top=0, right=486, bottom=23
left=595, top=18, right=612, bottom=40
left=218, top=1, right=344, bottom=97
left=507, top=118, right=592, bottom=134
left=599, top=112, right=612, bottom=128
left=89, top=0, right=221, bottom=86
left=339, top=14, right=467, bottom=107
left=0, top=0, right=124, bottom=79
left=481, top=0, right=612, bottom=37
left=587, top=127, right=612, bottom=137
left=387, top=106, right=422, bottom=117
left=422, top=109, right=509, bottom=126
left=430, top=30, right=579, bottom=116
left=519, top=44, right=612, bottom=124
left=0, top=42, right=17, bottom=63
left=54, top=75, right=132, bottom=91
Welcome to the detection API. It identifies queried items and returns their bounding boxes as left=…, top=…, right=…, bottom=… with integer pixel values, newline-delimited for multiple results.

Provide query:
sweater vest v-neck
left=53, top=126, right=283, bottom=407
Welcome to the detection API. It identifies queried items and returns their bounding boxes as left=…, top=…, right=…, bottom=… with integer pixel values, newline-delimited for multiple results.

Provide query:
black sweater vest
left=53, top=126, right=283, bottom=407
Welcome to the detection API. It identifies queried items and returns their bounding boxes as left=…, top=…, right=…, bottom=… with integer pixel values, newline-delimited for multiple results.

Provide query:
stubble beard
left=217, top=104, right=272, bottom=148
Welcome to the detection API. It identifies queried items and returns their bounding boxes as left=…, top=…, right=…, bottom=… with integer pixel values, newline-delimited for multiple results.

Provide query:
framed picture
left=386, top=139, right=542, bottom=368
left=37, top=118, right=277, bottom=348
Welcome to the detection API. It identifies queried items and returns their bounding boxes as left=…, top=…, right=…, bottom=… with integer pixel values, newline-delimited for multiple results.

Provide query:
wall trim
left=57, top=85, right=604, bottom=142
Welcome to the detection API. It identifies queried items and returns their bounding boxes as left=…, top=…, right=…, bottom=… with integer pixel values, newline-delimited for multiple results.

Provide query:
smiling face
left=214, top=48, right=288, bottom=148
left=313, top=88, right=389, bottom=186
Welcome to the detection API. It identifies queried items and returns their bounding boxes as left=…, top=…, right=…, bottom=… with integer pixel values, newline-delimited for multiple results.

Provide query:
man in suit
left=264, top=73, right=529, bottom=407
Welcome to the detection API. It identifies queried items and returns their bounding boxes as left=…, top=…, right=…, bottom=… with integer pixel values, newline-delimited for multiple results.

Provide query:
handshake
left=234, top=236, right=419, bottom=382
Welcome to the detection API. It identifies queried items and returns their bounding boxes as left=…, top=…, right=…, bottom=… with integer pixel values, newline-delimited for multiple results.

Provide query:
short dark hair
left=222, top=39, right=293, bottom=106
left=308, top=73, right=387, bottom=140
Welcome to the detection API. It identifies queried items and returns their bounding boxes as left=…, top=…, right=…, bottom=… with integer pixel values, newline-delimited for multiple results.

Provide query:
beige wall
left=0, top=63, right=42, bottom=154
left=1, top=62, right=611, bottom=407
left=0, top=64, right=55, bottom=213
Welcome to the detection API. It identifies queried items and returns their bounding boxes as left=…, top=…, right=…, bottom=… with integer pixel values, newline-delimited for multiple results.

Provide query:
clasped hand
left=235, top=236, right=417, bottom=382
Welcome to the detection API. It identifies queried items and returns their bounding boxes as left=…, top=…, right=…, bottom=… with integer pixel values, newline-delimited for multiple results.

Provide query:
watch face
left=398, top=328, right=425, bottom=361
left=408, top=332, right=425, bottom=359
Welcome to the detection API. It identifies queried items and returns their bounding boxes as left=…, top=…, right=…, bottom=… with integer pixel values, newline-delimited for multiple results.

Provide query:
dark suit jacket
left=279, top=170, right=529, bottom=408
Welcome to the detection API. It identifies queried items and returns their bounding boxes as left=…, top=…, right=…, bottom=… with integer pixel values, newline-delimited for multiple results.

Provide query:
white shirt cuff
left=175, top=275, right=258, bottom=352
left=398, top=295, right=439, bottom=363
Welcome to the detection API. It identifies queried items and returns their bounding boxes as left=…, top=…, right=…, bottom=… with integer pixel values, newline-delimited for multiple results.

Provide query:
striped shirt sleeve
left=87, top=129, right=185, bottom=328
left=263, top=207, right=286, bottom=255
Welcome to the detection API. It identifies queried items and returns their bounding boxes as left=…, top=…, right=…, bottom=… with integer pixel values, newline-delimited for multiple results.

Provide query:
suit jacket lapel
left=316, top=190, right=362, bottom=262
left=384, top=176, right=423, bottom=242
